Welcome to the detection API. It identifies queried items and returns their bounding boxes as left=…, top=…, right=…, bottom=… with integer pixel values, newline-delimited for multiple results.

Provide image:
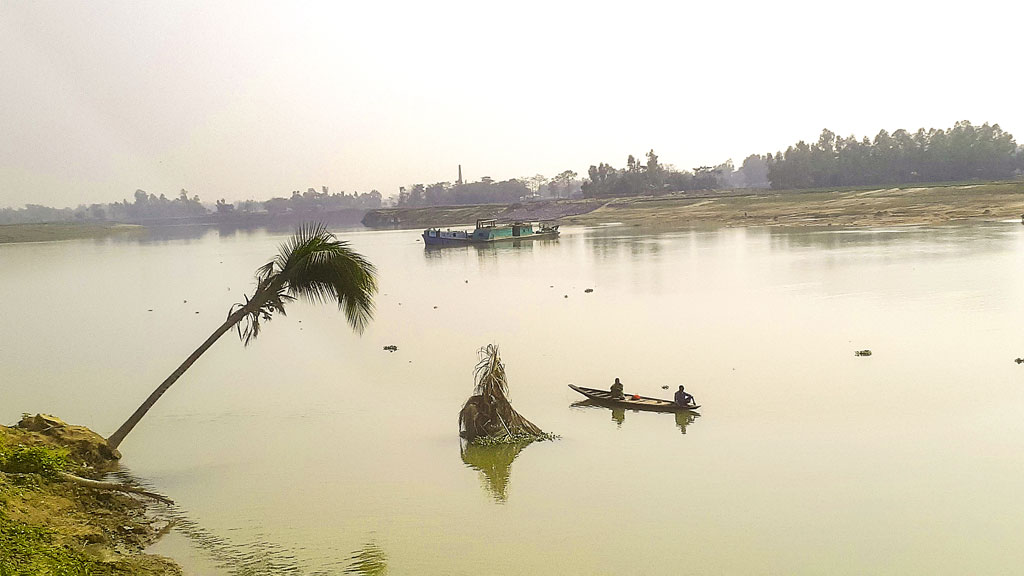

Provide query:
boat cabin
left=473, top=220, right=534, bottom=241
left=424, top=228, right=470, bottom=240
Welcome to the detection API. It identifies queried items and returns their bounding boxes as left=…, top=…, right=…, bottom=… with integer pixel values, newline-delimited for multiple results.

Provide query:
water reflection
left=766, top=223, right=1018, bottom=256
left=611, top=407, right=625, bottom=428
left=104, top=224, right=217, bottom=244
left=460, top=441, right=533, bottom=503
left=345, top=542, right=388, bottom=575
left=103, top=222, right=365, bottom=245
left=675, top=411, right=698, bottom=434
left=422, top=237, right=560, bottom=263
left=111, top=467, right=304, bottom=576
left=571, top=400, right=699, bottom=434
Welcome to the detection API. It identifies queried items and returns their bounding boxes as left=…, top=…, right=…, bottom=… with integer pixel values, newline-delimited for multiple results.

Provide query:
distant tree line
left=395, top=169, right=586, bottom=208
left=394, top=167, right=589, bottom=208
left=579, top=121, right=1023, bottom=197
left=396, top=178, right=526, bottom=207
left=767, top=121, right=1022, bottom=190
left=581, top=150, right=770, bottom=198
left=5, top=120, right=1023, bottom=224
left=259, top=187, right=381, bottom=216
left=0, top=185, right=381, bottom=225
left=0, top=189, right=206, bottom=225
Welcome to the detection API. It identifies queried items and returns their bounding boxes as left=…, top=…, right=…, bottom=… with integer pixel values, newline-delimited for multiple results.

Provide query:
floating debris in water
left=194, top=311, right=199, bottom=314
left=855, top=350, right=872, bottom=356
left=584, top=288, right=594, bottom=293
left=383, top=345, right=398, bottom=352
left=1015, top=358, right=1024, bottom=364
left=564, top=295, right=568, bottom=298
left=459, top=344, right=551, bottom=445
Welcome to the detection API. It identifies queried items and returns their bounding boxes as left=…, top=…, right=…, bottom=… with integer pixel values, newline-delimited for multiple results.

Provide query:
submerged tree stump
left=458, top=345, right=548, bottom=443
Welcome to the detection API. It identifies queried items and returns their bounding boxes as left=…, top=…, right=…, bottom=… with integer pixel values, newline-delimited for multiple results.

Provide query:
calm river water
left=3, top=222, right=1024, bottom=574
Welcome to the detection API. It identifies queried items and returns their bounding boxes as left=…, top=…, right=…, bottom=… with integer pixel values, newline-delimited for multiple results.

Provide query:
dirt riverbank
left=0, top=415, right=180, bottom=575
left=363, top=181, right=1024, bottom=231
left=0, top=223, right=144, bottom=244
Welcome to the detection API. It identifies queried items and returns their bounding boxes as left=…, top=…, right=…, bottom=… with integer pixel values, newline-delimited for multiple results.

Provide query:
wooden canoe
left=568, top=384, right=700, bottom=412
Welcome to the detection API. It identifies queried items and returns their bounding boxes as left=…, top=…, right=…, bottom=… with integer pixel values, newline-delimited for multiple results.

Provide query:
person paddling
left=674, top=385, right=695, bottom=407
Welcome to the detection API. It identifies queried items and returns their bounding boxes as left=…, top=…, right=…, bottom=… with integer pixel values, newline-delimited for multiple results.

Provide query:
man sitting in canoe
left=674, top=385, right=695, bottom=407
left=610, top=378, right=624, bottom=399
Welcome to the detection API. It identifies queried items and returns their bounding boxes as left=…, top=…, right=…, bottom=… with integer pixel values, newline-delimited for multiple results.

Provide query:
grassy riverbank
left=364, top=180, right=1024, bottom=230
left=0, top=415, right=179, bottom=575
left=0, top=223, right=144, bottom=244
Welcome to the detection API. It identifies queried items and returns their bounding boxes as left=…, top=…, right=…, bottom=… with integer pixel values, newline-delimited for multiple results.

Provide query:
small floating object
left=433, top=306, right=438, bottom=309
left=660, top=385, right=669, bottom=390
left=564, top=295, right=568, bottom=298
left=584, top=288, right=594, bottom=293
left=1015, top=358, right=1024, bottom=364
left=194, top=311, right=199, bottom=314
left=855, top=350, right=872, bottom=356
left=383, top=345, right=398, bottom=352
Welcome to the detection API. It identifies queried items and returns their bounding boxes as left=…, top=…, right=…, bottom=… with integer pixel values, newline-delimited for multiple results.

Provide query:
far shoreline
left=0, top=222, right=144, bottom=244
left=363, top=180, right=1024, bottom=231
left=4, top=180, right=1023, bottom=245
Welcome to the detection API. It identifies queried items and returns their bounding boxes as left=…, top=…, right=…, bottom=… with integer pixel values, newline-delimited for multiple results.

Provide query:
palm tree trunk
left=106, top=306, right=249, bottom=450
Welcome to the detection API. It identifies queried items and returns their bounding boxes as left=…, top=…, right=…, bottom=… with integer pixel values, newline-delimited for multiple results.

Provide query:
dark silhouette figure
left=610, top=378, right=624, bottom=399
left=674, top=385, right=695, bottom=407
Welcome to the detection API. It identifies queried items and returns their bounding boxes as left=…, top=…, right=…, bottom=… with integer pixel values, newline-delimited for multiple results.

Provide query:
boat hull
left=568, top=384, right=700, bottom=412
left=422, top=229, right=559, bottom=246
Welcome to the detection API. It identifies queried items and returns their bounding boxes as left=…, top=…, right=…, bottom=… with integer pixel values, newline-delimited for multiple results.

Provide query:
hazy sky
left=2, top=0, right=1021, bottom=208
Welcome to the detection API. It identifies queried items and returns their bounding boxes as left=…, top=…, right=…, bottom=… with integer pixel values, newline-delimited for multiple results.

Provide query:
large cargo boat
left=422, top=219, right=559, bottom=246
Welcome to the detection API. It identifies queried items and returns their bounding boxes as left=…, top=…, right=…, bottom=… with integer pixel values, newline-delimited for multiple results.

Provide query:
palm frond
left=232, top=222, right=377, bottom=344
left=473, top=344, right=509, bottom=399
left=234, top=289, right=291, bottom=345
left=274, top=222, right=378, bottom=333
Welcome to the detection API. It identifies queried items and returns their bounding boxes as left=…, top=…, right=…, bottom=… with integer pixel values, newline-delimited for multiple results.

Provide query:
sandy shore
left=364, top=181, right=1024, bottom=231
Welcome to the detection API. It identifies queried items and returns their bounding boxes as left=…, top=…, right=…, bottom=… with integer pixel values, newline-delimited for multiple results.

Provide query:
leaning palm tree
left=106, top=223, right=377, bottom=450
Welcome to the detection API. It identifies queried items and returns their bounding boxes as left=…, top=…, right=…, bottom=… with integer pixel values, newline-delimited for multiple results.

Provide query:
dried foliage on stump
left=459, top=345, right=548, bottom=444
